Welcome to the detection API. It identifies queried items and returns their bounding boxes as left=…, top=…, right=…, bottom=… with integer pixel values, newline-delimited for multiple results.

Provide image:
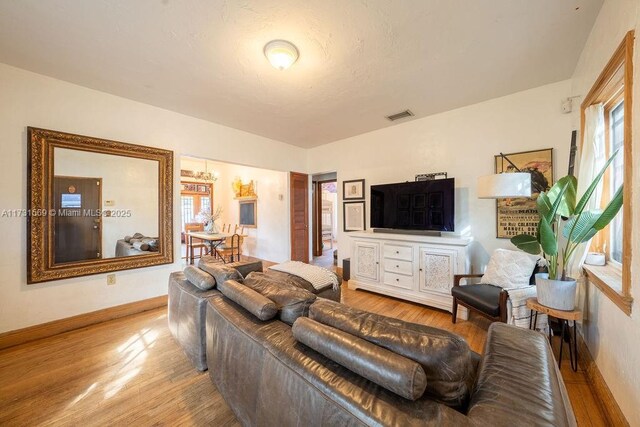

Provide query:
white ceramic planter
left=535, top=273, right=577, bottom=311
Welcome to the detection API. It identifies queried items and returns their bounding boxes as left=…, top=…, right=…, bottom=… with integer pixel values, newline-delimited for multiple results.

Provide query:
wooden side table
left=526, top=297, right=582, bottom=372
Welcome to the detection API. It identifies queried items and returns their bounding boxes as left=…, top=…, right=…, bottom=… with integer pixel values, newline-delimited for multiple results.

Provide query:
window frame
left=580, top=30, right=634, bottom=316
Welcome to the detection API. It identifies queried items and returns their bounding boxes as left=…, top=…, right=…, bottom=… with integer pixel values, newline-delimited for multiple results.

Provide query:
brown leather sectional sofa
left=170, top=261, right=576, bottom=426
left=205, top=290, right=576, bottom=426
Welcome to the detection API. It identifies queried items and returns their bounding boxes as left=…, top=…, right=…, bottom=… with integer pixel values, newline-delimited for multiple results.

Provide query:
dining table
left=187, top=231, right=233, bottom=264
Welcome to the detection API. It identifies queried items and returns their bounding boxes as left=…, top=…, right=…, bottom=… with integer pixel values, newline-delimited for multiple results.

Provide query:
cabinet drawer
left=383, top=272, right=414, bottom=290
left=384, top=259, right=413, bottom=276
left=383, top=244, right=413, bottom=261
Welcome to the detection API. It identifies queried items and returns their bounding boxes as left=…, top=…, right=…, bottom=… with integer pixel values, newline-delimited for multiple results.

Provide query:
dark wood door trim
left=312, top=179, right=337, bottom=257
left=290, top=172, right=309, bottom=263
left=312, top=181, right=322, bottom=257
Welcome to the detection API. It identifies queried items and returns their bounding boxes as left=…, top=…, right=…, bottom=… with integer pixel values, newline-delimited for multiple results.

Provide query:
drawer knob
left=396, top=251, right=399, bottom=254
left=396, top=265, right=399, bottom=268
left=396, top=278, right=399, bottom=282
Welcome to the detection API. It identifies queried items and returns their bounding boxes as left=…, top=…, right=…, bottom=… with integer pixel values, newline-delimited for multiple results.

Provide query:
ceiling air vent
left=385, top=109, right=414, bottom=121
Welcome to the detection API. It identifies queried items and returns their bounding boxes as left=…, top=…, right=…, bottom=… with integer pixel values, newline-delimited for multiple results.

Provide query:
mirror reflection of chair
left=184, top=222, right=209, bottom=264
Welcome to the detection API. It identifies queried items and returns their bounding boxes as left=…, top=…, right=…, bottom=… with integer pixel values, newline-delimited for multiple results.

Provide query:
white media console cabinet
left=348, top=231, right=472, bottom=319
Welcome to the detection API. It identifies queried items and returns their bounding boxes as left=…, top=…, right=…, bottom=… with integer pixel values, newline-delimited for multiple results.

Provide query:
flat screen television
left=370, top=178, right=455, bottom=232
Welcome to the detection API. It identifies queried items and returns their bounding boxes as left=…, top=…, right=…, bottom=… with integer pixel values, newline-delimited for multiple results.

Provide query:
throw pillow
left=198, top=262, right=243, bottom=285
left=183, top=265, right=216, bottom=291
left=480, top=248, right=538, bottom=289
left=218, top=279, right=277, bottom=321
left=292, top=317, right=427, bottom=401
left=243, top=272, right=316, bottom=325
left=309, top=298, right=477, bottom=407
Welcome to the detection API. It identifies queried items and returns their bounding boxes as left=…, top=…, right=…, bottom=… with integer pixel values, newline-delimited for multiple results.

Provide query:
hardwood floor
left=0, top=283, right=608, bottom=426
left=0, top=309, right=238, bottom=427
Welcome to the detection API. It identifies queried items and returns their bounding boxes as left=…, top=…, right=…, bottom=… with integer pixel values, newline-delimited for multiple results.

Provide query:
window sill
left=583, top=264, right=633, bottom=316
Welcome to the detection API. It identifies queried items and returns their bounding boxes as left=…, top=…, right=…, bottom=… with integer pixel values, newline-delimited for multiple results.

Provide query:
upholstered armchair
left=451, top=249, right=544, bottom=324
left=451, top=275, right=509, bottom=323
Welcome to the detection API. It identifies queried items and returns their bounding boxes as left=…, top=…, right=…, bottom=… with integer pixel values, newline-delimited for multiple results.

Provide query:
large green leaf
left=592, top=185, right=624, bottom=230
left=575, top=150, right=619, bottom=215
left=510, top=234, right=541, bottom=255
left=563, top=211, right=600, bottom=243
left=536, top=192, right=552, bottom=221
left=556, top=175, right=577, bottom=217
left=539, top=217, right=557, bottom=256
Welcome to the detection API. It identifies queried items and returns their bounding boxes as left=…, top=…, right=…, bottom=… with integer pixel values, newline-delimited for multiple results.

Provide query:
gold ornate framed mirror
left=27, top=127, right=174, bottom=283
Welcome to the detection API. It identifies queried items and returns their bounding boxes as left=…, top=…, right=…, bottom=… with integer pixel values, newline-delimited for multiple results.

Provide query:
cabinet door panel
left=418, top=248, right=456, bottom=295
left=354, top=241, right=380, bottom=282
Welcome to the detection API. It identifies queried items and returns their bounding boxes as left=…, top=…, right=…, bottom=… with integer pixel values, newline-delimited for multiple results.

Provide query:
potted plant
left=510, top=151, right=623, bottom=310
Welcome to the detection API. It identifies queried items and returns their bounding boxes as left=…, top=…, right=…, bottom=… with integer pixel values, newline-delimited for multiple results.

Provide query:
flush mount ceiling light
left=264, top=40, right=299, bottom=70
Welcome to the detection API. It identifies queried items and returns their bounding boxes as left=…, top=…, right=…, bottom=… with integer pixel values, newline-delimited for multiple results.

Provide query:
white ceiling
left=0, top=0, right=602, bottom=148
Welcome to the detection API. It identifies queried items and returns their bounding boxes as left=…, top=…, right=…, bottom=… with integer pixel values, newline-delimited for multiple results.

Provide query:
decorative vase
left=535, top=273, right=577, bottom=311
left=204, top=221, right=215, bottom=233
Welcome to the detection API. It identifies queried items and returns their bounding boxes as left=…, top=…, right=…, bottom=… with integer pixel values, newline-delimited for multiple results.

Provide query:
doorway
left=311, top=173, right=337, bottom=268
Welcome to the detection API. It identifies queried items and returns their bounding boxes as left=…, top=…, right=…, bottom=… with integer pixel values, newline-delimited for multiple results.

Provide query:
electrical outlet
left=107, top=274, right=116, bottom=285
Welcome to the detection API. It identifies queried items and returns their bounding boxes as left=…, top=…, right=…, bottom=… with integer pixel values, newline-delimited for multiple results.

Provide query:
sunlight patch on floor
left=103, top=327, right=159, bottom=400
left=66, top=382, right=97, bottom=409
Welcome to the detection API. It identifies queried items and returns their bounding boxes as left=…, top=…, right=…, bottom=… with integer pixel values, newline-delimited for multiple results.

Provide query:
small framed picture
left=343, top=201, right=366, bottom=232
left=343, top=179, right=365, bottom=200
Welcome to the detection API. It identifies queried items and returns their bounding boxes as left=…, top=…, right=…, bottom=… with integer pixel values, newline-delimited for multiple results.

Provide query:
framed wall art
left=239, top=199, right=257, bottom=228
left=343, top=201, right=366, bottom=232
left=495, top=148, right=553, bottom=239
left=343, top=179, right=365, bottom=200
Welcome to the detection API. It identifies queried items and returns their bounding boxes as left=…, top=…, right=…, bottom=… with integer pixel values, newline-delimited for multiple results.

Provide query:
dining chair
left=217, top=233, right=243, bottom=263
left=184, top=223, right=209, bottom=264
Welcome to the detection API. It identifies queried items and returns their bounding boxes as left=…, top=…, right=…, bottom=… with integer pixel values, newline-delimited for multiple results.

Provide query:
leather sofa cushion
left=197, top=262, right=242, bottom=285
left=243, top=272, right=317, bottom=325
left=293, top=317, right=427, bottom=401
left=451, top=283, right=502, bottom=316
left=218, top=279, right=278, bottom=321
left=183, top=265, right=216, bottom=291
left=309, top=299, right=477, bottom=407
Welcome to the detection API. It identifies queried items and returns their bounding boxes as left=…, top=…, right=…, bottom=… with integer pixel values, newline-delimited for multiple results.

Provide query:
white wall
left=570, top=0, right=640, bottom=424
left=307, top=80, right=573, bottom=271
left=55, top=148, right=159, bottom=258
left=0, top=63, right=306, bottom=333
left=180, top=157, right=290, bottom=263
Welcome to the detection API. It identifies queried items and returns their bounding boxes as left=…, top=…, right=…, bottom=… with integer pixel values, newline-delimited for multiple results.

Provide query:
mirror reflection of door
left=53, top=176, right=102, bottom=263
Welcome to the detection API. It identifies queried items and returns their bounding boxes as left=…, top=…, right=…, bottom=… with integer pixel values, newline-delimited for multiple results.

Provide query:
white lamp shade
left=477, top=173, right=532, bottom=199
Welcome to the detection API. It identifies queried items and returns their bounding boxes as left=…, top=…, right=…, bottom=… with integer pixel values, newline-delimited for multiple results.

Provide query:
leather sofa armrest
left=453, top=274, right=483, bottom=287
left=467, top=323, right=576, bottom=427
